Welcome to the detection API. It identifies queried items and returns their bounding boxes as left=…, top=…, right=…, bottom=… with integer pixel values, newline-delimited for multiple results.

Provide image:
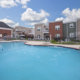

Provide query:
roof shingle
left=0, top=22, right=12, bottom=29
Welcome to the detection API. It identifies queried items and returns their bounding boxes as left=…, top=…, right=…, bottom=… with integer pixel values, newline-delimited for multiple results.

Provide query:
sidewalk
left=25, top=41, right=80, bottom=50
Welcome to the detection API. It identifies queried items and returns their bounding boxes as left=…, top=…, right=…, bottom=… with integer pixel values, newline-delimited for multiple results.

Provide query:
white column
left=50, top=34, right=52, bottom=40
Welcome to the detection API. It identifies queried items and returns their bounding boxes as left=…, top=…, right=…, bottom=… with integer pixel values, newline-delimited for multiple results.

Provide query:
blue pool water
left=0, top=42, right=80, bottom=80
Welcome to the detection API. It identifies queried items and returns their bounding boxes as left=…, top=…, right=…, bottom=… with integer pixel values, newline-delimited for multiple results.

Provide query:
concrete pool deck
left=0, top=40, right=80, bottom=50
left=0, top=40, right=26, bottom=42
left=25, top=41, right=80, bottom=50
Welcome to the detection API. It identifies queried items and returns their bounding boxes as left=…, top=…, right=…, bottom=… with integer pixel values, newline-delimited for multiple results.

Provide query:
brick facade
left=77, top=19, right=80, bottom=40
left=49, top=21, right=63, bottom=40
left=0, top=29, right=12, bottom=38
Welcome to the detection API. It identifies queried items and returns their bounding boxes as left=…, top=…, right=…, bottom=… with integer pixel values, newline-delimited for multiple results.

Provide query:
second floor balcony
left=43, top=29, right=49, bottom=33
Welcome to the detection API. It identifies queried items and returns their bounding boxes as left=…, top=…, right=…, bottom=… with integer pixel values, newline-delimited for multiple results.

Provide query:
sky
left=0, top=0, right=80, bottom=27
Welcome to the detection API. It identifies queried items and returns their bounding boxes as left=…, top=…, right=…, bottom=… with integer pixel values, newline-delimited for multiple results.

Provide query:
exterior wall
left=49, top=21, right=63, bottom=40
left=63, top=22, right=76, bottom=41
left=0, top=29, right=12, bottom=38
left=28, top=28, right=35, bottom=35
left=13, top=26, right=34, bottom=38
left=34, top=24, right=49, bottom=40
left=35, top=24, right=44, bottom=40
left=76, top=19, right=80, bottom=40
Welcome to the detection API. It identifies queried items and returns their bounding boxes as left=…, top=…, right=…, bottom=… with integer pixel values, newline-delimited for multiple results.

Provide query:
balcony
left=43, top=30, right=49, bottom=33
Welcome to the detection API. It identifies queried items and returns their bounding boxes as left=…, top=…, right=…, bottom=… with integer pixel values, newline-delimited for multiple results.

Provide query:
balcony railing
left=43, top=30, right=49, bottom=33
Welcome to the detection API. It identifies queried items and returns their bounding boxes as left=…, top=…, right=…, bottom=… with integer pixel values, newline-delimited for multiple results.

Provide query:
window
left=37, top=35, right=40, bottom=39
left=3, top=33, right=7, bottom=37
left=69, top=23, right=74, bottom=28
left=55, top=25, right=60, bottom=30
left=37, top=27, right=41, bottom=31
left=55, top=34, right=60, bottom=38
left=45, top=28, right=49, bottom=30
left=44, top=28, right=49, bottom=32
left=0, top=34, right=2, bottom=37
left=69, top=33, right=75, bottom=38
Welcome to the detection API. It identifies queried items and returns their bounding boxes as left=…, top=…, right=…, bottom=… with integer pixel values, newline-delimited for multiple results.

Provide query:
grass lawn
left=50, top=40, right=80, bottom=45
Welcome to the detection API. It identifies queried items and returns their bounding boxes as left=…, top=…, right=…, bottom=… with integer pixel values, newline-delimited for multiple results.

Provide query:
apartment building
left=63, top=22, right=76, bottom=41
left=76, top=19, right=80, bottom=40
left=34, top=24, right=49, bottom=40
left=13, top=26, right=34, bottom=39
left=49, top=21, right=63, bottom=40
left=0, top=22, right=13, bottom=39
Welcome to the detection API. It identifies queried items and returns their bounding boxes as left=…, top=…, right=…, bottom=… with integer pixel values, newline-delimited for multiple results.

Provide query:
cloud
left=21, top=8, right=50, bottom=25
left=0, top=0, right=30, bottom=8
left=55, top=8, right=80, bottom=22
left=0, top=0, right=17, bottom=8
left=0, top=18, right=19, bottom=27
left=16, top=0, right=30, bottom=8
left=28, top=18, right=49, bottom=25
left=55, top=17, right=64, bottom=21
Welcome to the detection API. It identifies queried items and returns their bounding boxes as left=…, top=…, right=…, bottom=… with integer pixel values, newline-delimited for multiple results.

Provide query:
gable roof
left=0, top=22, right=12, bottom=29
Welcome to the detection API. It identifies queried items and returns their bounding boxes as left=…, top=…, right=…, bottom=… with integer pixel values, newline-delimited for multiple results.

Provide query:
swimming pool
left=0, top=42, right=80, bottom=80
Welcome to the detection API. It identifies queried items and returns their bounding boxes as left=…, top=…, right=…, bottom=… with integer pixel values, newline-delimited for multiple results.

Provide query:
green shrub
left=60, top=41, right=80, bottom=45
left=25, top=37, right=28, bottom=40
left=50, top=40, right=57, bottom=44
left=61, top=42, right=74, bottom=44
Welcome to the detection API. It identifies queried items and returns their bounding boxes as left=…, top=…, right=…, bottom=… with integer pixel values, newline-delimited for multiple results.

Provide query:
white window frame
left=37, top=27, right=41, bottom=31
left=69, top=23, right=74, bottom=28
left=69, top=33, right=75, bottom=38
left=37, top=35, right=40, bottom=39
left=55, top=25, right=60, bottom=30
left=55, top=34, right=60, bottom=38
